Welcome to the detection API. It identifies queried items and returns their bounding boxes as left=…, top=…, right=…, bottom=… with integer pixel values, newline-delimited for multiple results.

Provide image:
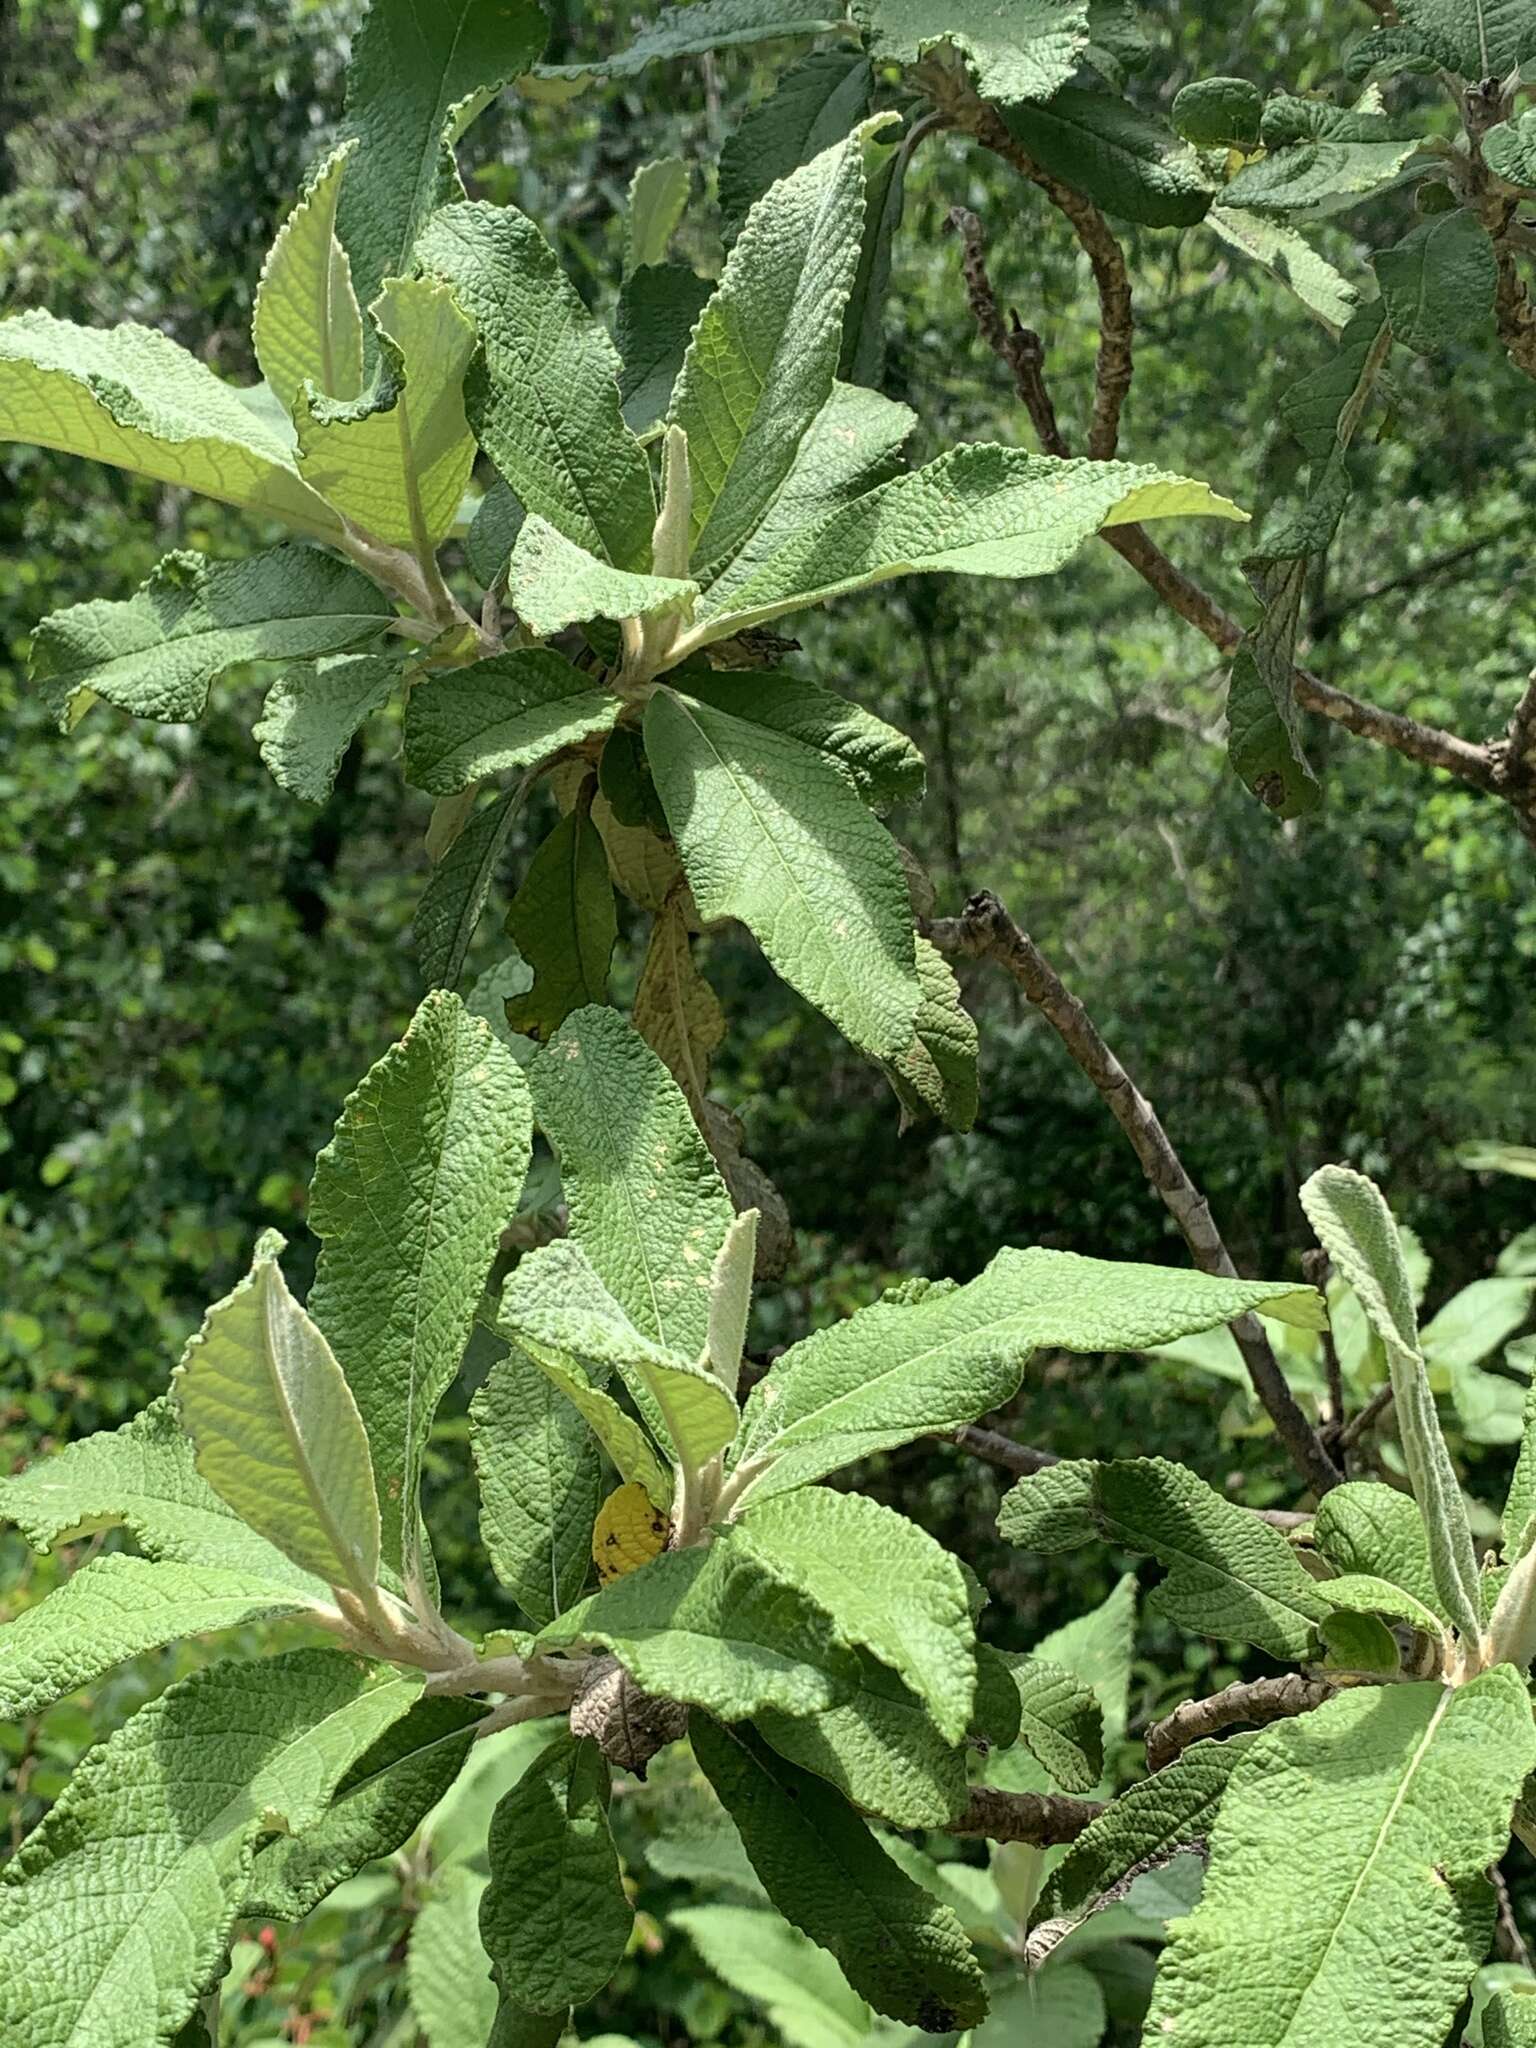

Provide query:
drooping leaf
left=634, top=890, right=727, bottom=1117
left=627, top=157, right=692, bottom=272
left=671, top=660, right=924, bottom=813
left=720, top=53, right=874, bottom=240
left=31, top=544, right=392, bottom=730
left=498, top=1238, right=739, bottom=1468
left=535, top=1534, right=860, bottom=1717
left=1221, top=106, right=1419, bottom=215
left=254, top=652, right=400, bottom=803
left=1009, top=1657, right=1104, bottom=1794
left=413, top=787, right=522, bottom=990
left=336, top=0, right=550, bottom=322
left=888, top=936, right=979, bottom=1132
left=731, top=1247, right=1321, bottom=1509
left=692, top=1717, right=988, bottom=2031
left=1205, top=207, right=1360, bottom=330
left=616, top=262, right=716, bottom=436
left=646, top=686, right=920, bottom=1064
left=1146, top=1669, right=1536, bottom=2048
left=852, top=0, right=1091, bottom=105
left=249, top=1695, right=484, bottom=1920
left=295, top=277, right=478, bottom=551
left=685, top=445, right=1246, bottom=643
left=983, top=1576, right=1137, bottom=1797
left=252, top=142, right=365, bottom=418
left=0, top=1553, right=323, bottom=1721
left=671, top=1904, right=871, bottom=2048
left=403, top=649, right=618, bottom=797
left=1312, top=1481, right=1446, bottom=1620
left=1373, top=210, right=1497, bottom=355
left=481, top=1730, right=633, bottom=2011
left=757, top=1648, right=968, bottom=1827
left=175, top=1235, right=381, bottom=1596
left=0, top=1653, right=421, bottom=2048
left=409, top=1866, right=498, bottom=2048
left=308, top=991, right=534, bottom=1575
left=1172, top=77, right=1263, bottom=150
left=737, top=1487, right=974, bottom=1741
left=1301, top=1165, right=1483, bottom=1648
left=0, top=1396, right=322, bottom=1587
left=840, top=123, right=908, bottom=387
left=505, top=786, right=618, bottom=1039
left=671, top=126, right=881, bottom=580
left=1001, top=87, right=1211, bottom=228
left=508, top=514, right=699, bottom=638
left=0, top=310, right=343, bottom=539
left=531, top=1006, right=735, bottom=1359
left=472, top=1349, right=602, bottom=1626
left=538, top=1, right=843, bottom=85
left=417, top=203, right=656, bottom=568
left=996, top=1456, right=1331, bottom=1660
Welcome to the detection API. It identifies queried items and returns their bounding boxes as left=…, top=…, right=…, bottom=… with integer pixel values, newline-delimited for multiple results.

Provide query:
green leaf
left=1035, top=1734, right=1250, bottom=1937
left=671, top=1904, right=871, bottom=2048
left=409, top=1866, right=498, bottom=2048
left=499, top=1321, right=673, bottom=1511
left=617, top=263, right=715, bottom=436
left=403, top=648, right=618, bottom=796
left=685, top=445, right=1246, bottom=643
left=0, top=1396, right=323, bottom=1587
left=840, top=128, right=907, bottom=388
left=175, top=1235, right=381, bottom=1596
left=704, top=1209, right=758, bottom=1389
left=888, top=936, right=979, bottom=1132
left=1393, top=0, right=1533, bottom=75
left=538, top=1, right=843, bottom=84
left=295, top=277, right=478, bottom=552
left=1147, top=1669, right=1536, bottom=2048
left=31, top=544, right=392, bottom=731
left=535, top=1534, right=861, bottom=1717
left=309, top=991, right=534, bottom=1576
left=336, top=0, right=550, bottom=323
left=697, top=380, right=916, bottom=624
left=481, top=1730, right=632, bottom=2010
left=721, top=54, right=874, bottom=240
left=1172, top=77, right=1263, bottom=151
left=1205, top=206, right=1360, bottom=330
left=1010, top=1657, right=1104, bottom=1793
left=1423, top=1276, right=1536, bottom=1372
left=1313, top=1481, right=1447, bottom=1620
left=250, top=1694, right=484, bottom=1920
left=1485, top=109, right=1536, bottom=190
left=499, top=1238, right=739, bottom=1469
left=1301, top=1164, right=1482, bottom=1648
left=0, top=1652, right=422, bottom=2048
left=505, top=787, right=618, bottom=1039
left=472, top=1349, right=601, bottom=1625
left=1221, top=120, right=1418, bottom=216
left=1375, top=209, right=1498, bottom=356
left=1319, top=1571, right=1446, bottom=1644
left=692, top=1717, right=988, bottom=2031
left=736, top=1487, right=974, bottom=1742
left=255, top=652, right=399, bottom=803
left=645, top=686, right=920, bottom=1064
left=672, top=126, right=881, bottom=580
left=467, top=478, right=526, bottom=587
left=413, top=787, right=521, bottom=990
left=1224, top=639, right=1321, bottom=820
left=678, top=667, right=923, bottom=814
left=852, top=0, right=1091, bottom=104
left=633, top=890, right=727, bottom=1119
left=997, top=1456, right=1331, bottom=1660
left=531, top=1006, right=735, bottom=1360
left=252, top=142, right=365, bottom=418
left=756, top=1650, right=968, bottom=1827
left=0, top=310, right=343, bottom=540
left=984, top=1575, right=1136, bottom=1797
left=509, top=514, right=699, bottom=638
left=732, top=1247, right=1321, bottom=1509
left=0, top=1553, right=323, bottom=1721
left=1001, top=87, right=1211, bottom=228
left=417, top=202, right=656, bottom=569
left=976, top=1967, right=1105, bottom=2048
left=627, top=157, right=692, bottom=272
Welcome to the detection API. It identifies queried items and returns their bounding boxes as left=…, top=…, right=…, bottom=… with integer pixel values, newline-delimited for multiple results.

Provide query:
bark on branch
left=944, top=1784, right=1104, bottom=1846
left=1144, top=1674, right=1337, bottom=1773
left=927, top=891, right=1342, bottom=1497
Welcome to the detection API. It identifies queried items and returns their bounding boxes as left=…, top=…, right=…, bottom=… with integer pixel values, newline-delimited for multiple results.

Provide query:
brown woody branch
left=944, top=1784, right=1104, bottom=1846
left=943, top=138, right=1536, bottom=845
left=927, top=892, right=1342, bottom=1498
left=1144, top=1674, right=1337, bottom=1773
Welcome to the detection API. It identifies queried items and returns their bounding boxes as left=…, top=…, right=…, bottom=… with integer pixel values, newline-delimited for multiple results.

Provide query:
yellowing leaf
left=593, top=1480, right=669, bottom=1583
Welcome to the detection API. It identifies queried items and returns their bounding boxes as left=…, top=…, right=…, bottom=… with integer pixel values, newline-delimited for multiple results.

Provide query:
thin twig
left=1144, top=1674, right=1337, bottom=1773
left=944, top=1784, right=1104, bottom=1846
left=927, top=892, right=1341, bottom=1497
left=1493, top=1863, right=1533, bottom=1969
left=1303, top=1249, right=1347, bottom=1463
left=1340, top=1380, right=1396, bottom=1450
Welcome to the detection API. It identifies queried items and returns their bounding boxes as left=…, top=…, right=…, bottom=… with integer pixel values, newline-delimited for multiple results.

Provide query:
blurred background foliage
left=2, top=0, right=1534, bottom=2039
